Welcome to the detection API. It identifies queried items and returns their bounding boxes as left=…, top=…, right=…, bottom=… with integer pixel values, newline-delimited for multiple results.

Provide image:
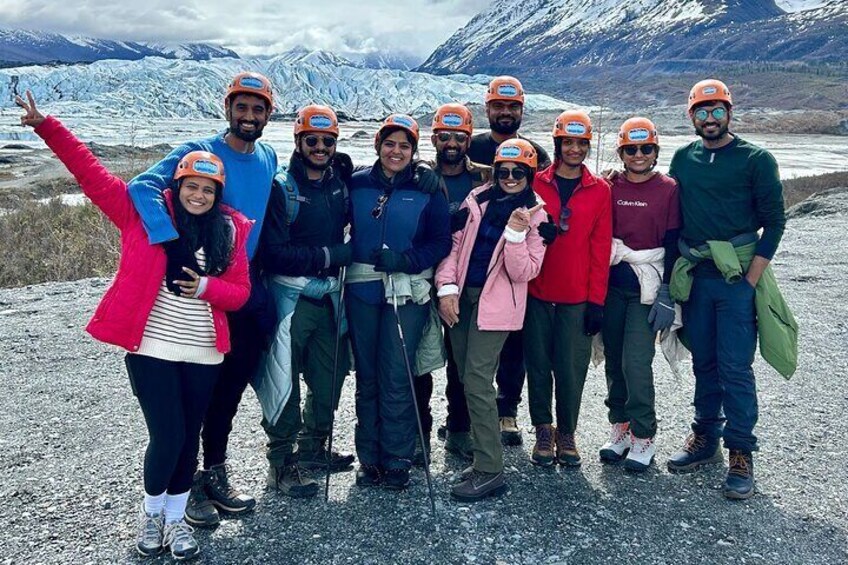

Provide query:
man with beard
left=413, top=103, right=492, bottom=463
left=466, top=76, right=550, bottom=446
left=666, top=79, right=787, bottom=500
left=128, top=72, right=278, bottom=526
left=258, top=104, right=355, bottom=497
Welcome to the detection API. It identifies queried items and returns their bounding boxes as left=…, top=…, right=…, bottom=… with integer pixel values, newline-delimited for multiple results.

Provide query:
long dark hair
left=172, top=180, right=233, bottom=276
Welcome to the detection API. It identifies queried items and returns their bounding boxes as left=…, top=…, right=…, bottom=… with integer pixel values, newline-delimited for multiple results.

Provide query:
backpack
left=274, top=165, right=349, bottom=226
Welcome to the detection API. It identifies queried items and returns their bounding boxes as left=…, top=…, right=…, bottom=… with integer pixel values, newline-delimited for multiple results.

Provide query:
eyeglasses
left=371, top=194, right=388, bottom=219
left=304, top=135, right=336, bottom=148
left=496, top=167, right=527, bottom=181
left=436, top=131, right=468, bottom=144
left=693, top=107, right=727, bottom=122
left=558, top=207, right=572, bottom=234
left=622, top=144, right=657, bottom=156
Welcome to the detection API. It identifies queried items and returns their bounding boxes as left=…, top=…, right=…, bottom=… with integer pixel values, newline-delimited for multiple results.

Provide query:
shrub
left=783, top=171, right=848, bottom=207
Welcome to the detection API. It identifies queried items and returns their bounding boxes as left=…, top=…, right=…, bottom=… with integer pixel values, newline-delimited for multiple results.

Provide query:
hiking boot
left=724, top=450, right=755, bottom=500
left=412, top=433, right=432, bottom=467
left=599, top=422, right=631, bottom=463
left=624, top=435, right=656, bottom=473
left=135, top=506, right=163, bottom=557
left=382, top=468, right=411, bottom=490
left=266, top=463, right=319, bottom=498
left=437, top=424, right=448, bottom=441
left=163, top=520, right=200, bottom=561
left=500, top=417, right=523, bottom=446
left=184, top=471, right=220, bottom=528
left=298, top=447, right=356, bottom=472
left=445, top=430, right=474, bottom=461
left=451, top=470, right=508, bottom=502
left=667, top=433, right=723, bottom=473
left=556, top=430, right=582, bottom=467
left=355, top=464, right=383, bottom=487
left=531, top=424, right=556, bottom=467
left=205, top=464, right=255, bottom=514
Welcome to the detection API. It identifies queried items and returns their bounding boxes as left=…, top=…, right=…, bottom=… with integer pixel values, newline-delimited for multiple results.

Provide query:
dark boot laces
left=536, top=426, right=555, bottom=452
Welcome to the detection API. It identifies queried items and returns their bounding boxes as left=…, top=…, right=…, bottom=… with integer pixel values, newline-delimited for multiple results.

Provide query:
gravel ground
left=1, top=202, right=847, bottom=565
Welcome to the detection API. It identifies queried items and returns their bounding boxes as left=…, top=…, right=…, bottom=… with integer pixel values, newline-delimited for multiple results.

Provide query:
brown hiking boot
left=266, top=463, right=319, bottom=498
left=556, top=429, right=582, bottom=467
left=531, top=424, right=556, bottom=467
left=451, top=470, right=508, bottom=502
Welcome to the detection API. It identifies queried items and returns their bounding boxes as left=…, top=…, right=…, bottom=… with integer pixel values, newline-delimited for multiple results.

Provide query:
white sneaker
left=163, top=520, right=200, bottom=561
left=135, top=506, right=163, bottom=557
left=599, top=422, right=631, bottom=463
left=625, top=435, right=656, bottom=472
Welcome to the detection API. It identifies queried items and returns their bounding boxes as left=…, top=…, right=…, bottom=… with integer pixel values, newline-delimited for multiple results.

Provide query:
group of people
left=16, top=69, right=794, bottom=561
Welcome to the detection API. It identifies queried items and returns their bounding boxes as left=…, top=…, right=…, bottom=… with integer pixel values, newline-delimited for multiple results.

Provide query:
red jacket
left=529, top=163, right=612, bottom=305
left=34, top=116, right=252, bottom=354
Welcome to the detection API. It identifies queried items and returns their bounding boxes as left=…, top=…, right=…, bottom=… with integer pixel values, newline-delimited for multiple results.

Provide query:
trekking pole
left=324, top=265, right=347, bottom=502
left=388, top=272, right=437, bottom=518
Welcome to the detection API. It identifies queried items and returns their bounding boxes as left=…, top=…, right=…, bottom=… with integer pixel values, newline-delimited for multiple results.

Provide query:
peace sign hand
left=15, top=90, right=45, bottom=129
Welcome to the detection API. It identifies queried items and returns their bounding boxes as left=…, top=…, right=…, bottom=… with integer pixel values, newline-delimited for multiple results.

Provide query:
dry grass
left=783, top=170, right=848, bottom=207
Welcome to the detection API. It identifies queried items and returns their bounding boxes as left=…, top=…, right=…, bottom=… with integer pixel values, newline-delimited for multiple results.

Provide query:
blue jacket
left=128, top=132, right=278, bottom=259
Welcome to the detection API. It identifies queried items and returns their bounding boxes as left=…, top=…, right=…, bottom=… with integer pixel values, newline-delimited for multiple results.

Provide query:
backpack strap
left=274, top=166, right=301, bottom=226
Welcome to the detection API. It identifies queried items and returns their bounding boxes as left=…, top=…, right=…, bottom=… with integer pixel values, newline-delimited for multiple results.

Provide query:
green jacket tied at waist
left=669, top=239, right=798, bottom=379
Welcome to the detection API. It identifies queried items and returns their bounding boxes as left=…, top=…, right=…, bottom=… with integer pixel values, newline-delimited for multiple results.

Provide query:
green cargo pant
left=602, top=286, right=657, bottom=439
left=263, top=296, right=349, bottom=466
left=448, top=288, right=509, bottom=474
left=524, top=297, right=592, bottom=434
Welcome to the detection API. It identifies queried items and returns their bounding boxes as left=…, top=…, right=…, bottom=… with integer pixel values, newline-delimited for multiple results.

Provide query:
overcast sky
left=0, top=0, right=491, bottom=59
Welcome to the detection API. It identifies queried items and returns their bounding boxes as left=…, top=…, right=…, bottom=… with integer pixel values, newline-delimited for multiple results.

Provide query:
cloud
left=0, top=0, right=490, bottom=57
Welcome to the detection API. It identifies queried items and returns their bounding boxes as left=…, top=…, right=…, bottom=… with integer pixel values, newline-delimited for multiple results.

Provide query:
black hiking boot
left=205, top=463, right=256, bottom=514
left=184, top=470, right=220, bottom=528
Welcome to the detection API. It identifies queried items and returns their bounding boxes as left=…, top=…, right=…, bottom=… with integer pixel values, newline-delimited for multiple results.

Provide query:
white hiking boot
left=163, top=520, right=200, bottom=561
left=135, top=505, right=163, bottom=557
left=599, top=422, right=631, bottom=463
left=625, top=435, right=656, bottom=472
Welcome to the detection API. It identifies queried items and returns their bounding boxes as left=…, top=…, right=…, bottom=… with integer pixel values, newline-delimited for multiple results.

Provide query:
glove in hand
left=584, top=303, right=604, bottom=336
left=538, top=214, right=558, bottom=246
left=372, top=248, right=409, bottom=273
left=647, top=283, right=676, bottom=333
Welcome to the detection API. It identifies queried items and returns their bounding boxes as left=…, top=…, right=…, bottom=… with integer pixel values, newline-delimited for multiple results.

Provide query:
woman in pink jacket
left=17, top=92, right=251, bottom=561
left=435, top=138, right=546, bottom=502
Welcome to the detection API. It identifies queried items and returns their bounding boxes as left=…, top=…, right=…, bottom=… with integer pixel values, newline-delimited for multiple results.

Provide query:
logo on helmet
left=702, top=86, right=718, bottom=96
left=499, top=145, right=522, bottom=159
left=193, top=160, right=222, bottom=176
left=441, top=113, right=464, bottom=128
left=566, top=122, right=587, bottom=136
left=309, top=115, right=334, bottom=130
left=627, top=128, right=650, bottom=142
left=496, top=84, right=518, bottom=97
left=239, top=76, right=265, bottom=90
left=391, top=115, right=415, bottom=128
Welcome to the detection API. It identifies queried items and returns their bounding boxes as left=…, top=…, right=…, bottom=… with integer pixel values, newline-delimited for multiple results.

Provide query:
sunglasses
left=622, top=144, right=657, bottom=156
left=693, top=107, right=727, bottom=122
left=496, top=168, right=527, bottom=181
left=304, top=135, right=336, bottom=148
left=436, top=131, right=468, bottom=143
left=371, top=194, right=389, bottom=219
left=559, top=207, right=572, bottom=234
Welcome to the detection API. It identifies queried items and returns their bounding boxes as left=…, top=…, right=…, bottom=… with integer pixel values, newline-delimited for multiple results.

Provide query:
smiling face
left=377, top=129, right=414, bottom=177
left=619, top=144, right=658, bottom=174
left=692, top=101, right=731, bottom=141
left=226, top=93, right=270, bottom=142
left=558, top=137, right=590, bottom=167
left=487, top=100, right=523, bottom=135
left=297, top=133, right=337, bottom=171
left=431, top=130, right=470, bottom=166
left=178, top=176, right=218, bottom=215
left=496, top=163, right=529, bottom=194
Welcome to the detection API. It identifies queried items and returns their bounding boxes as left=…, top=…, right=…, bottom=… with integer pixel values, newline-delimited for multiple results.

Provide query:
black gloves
left=333, top=152, right=354, bottom=182
left=451, top=208, right=470, bottom=233
left=538, top=214, right=558, bottom=246
left=413, top=161, right=442, bottom=195
left=163, top=239, right=201, bottom=296
left=372, top=248, right=409, bottom=273
left=584, top=303, right=604, bottom=336
left=327, top=243, right=353, bottom=268
left=648, top=283, right=676, bottom=333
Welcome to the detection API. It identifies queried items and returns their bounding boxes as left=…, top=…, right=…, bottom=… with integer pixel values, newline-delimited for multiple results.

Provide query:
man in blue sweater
left=128, top=72, right=278, bottom=526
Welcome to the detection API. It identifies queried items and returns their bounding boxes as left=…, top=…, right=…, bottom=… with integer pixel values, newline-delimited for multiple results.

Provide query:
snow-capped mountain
left=418, top=0, right=847, bottom=74
left=0, top=56, right=570, bottom=121
left=276, top=46, right=422, bottom=71
left=0, top=28, right=238, bottom=64
left=776, top=0, right=830, bottom=11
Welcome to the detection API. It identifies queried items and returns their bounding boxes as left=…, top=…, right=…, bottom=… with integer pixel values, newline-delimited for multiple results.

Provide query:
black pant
left=201, top=310, right=265, bottom=469
left=126, top=354, right=220, bottom=495
left=496, top=330, right=526, bottom=418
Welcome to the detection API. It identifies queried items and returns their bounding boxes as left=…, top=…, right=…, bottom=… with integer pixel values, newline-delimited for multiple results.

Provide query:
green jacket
left=670, top=240, right=798, bottom=379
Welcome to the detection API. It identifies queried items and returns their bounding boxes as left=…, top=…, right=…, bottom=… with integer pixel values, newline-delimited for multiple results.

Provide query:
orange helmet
left=432, top=103, right=473, bottom=135
left=294, top=104, right=339, bottom=137
left=174, top=151, right=226, bottom=187
left=618, top=117, right=659, bottom=148
left=688, top=79, right=732, bottom=112
left=485, top=76, right=525, bottom=105
left=493, top=138, right=538, bottom=170
left=225, top=72, right=274, bottom=110
left=552, top=110, right=593, bottom=140
left=377, top=113, right=420, bottom=143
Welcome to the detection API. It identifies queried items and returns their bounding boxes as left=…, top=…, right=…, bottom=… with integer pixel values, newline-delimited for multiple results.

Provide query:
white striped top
left=136, top=248, right=224, bottom=365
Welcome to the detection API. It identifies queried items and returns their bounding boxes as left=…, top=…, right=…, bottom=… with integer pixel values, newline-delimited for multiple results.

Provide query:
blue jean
left=683, top=276, right=759, bottom=452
